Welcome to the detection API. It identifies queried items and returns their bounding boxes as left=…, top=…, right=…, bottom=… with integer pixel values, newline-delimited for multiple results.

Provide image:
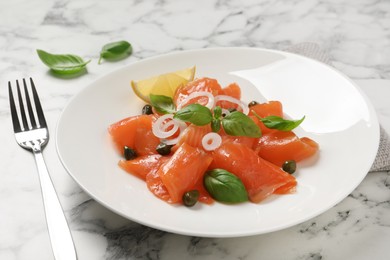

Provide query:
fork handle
left=33, top=147, right=78, bottom=260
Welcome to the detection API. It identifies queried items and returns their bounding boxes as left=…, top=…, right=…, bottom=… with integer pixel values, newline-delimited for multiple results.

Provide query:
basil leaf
left=98, top=40, right=132, bottom=64
left=222, top=111, right=261, bottom=137
left=213, top=106, right=222, bottom=119
left=204, top=169, right=248, bottom=203
left=211, top=118, right=221, bottom=132
left=174, top=104, right=213, bottom=126
left=36, top=49, right=90, bottom=76
left=258, top=115, right=305, bottom=131
left=149, top=94, right=176, bottom=114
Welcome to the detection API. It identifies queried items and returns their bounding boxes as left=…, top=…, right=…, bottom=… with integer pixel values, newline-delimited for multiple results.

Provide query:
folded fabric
left=286, top=42, right=390, bottom=172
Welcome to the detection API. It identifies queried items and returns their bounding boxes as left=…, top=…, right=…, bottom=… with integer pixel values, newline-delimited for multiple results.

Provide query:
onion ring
left=152, top=114, right=179, bottom=139
left=177, top=91, right=215, bottom=110
left=202, top=132, right=222, bottom=151
left=163, top=121, right=188, bottom=145
left=214, top=95, right=249, bottom=115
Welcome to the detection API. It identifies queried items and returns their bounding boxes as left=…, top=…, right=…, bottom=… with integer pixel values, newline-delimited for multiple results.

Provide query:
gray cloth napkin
left=285, top=42, right=390, bottom=172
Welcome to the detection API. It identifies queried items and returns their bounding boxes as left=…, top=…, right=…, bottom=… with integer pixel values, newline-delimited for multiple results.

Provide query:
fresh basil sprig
left=211, top=106, right=222, bottom=132
left=252, top=111, right=305, bottom=131
left=36, top=49, right=90, bottom=76
left=261, top=115, right=305, bottom=131
left=213, top=106, right=222, bottom=119
left=98, top=40, right=132, bottom=64
left=149, top=94, right=261, bottom=137
left=204, top=169, right=248, bottom=203
left=174, top=104, right=213, bottom=126
left=150, top=94, right=176, bottom=114
left=222, top=111, right=261, bottom=137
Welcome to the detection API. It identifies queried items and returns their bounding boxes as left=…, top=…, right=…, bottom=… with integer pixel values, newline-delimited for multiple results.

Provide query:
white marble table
left=1, top=0, right=389, bottom=259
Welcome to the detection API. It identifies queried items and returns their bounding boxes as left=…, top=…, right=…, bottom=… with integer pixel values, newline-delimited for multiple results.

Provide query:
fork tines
left=8, top=78, right=47, bottom=133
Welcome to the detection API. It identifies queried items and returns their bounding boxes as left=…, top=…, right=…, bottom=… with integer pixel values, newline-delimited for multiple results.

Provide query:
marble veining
left=0, top=0, right=389, bottom=259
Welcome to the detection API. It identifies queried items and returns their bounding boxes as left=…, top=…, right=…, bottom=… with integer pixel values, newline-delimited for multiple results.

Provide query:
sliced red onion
left=202, top=132, right=222, bottom=151
left=214, top=95, right=249, bottom=115
left=177, top=91, right=215, bottom=110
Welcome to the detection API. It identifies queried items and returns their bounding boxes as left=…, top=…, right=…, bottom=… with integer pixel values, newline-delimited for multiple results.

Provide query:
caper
left=248, top=101, right=258, bottom=107
left=282, top=160, right=296, bottom=174
left=124, top=146, right=137, bottom=160
left=142, top=104, right=153, bottom=115
left=156, top=142, right=173, bottom=155
left=182, top=190, right=200, bottom=207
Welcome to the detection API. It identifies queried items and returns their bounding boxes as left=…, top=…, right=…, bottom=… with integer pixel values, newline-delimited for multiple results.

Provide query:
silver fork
left=8, top=78, right=77, bottom=260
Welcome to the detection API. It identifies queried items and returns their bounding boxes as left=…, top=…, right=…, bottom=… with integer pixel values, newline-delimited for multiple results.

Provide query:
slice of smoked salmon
left=172, top=124, right=211, bottom=152
left=118, top=154, right=168, bottom=180
left=109, top=115, right=151, bottom=153
left=219, top=128, right=257, bottom=149
left=146, top=169, right=171, bottom=202
left=218, top=82, right=241, bottom=109
left=273, top=180, right=297, bottom=194
left=118, top=154, right=172, bottom=203
left=249, top=101, right=283, bottom=117
left=254, top=131, right=319, bottom=167
left=221, top=82, right=241, bottom=99
left=193, top=177, right=214, bottom=204
left=109, top=114, right=160, bottom=156
left=146, top=162, right=214, bottom=205
left=174, top=77, right=222, bottom=108
left=210, top=142, right=297, bottom=203
left=134, top=126, right=161, bottom=156
left=157, top=142, right=213, bottom=203
left=249, top=101, right=283, bottom=135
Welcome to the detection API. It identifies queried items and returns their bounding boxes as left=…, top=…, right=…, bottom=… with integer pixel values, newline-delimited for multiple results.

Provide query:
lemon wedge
left=131, top=66, right=196, bottom=103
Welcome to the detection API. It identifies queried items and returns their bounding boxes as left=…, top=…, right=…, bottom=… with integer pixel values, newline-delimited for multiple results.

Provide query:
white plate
left=56, top=47, right=379, bottom=237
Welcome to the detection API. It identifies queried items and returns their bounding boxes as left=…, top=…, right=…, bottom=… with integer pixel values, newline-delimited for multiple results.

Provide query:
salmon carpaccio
left=108, top=77, right=319, bottom=205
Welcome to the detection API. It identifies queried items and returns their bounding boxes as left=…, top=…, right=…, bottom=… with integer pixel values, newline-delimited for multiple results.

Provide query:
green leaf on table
left=98, top=40, right=132, bottom=64
left=36, top=49, right=90, bottom=76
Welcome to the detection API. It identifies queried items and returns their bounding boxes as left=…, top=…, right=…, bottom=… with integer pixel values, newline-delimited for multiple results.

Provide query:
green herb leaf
left=222, top=111, right=261, bottom=137
left=255, top=113, right=305, bottom=131
left=211, top=118, right=221, bottom=132
left=174, top=104, right=213, bottom=126
left=213, top=106, right=222, bottom=119
left=36, top=49, right=90, bottom=76
left=149, top=94, right=176, bottom=114
left=98, top=40, right=132, bottom=64
left=204, top=169, right=248, bottom=203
